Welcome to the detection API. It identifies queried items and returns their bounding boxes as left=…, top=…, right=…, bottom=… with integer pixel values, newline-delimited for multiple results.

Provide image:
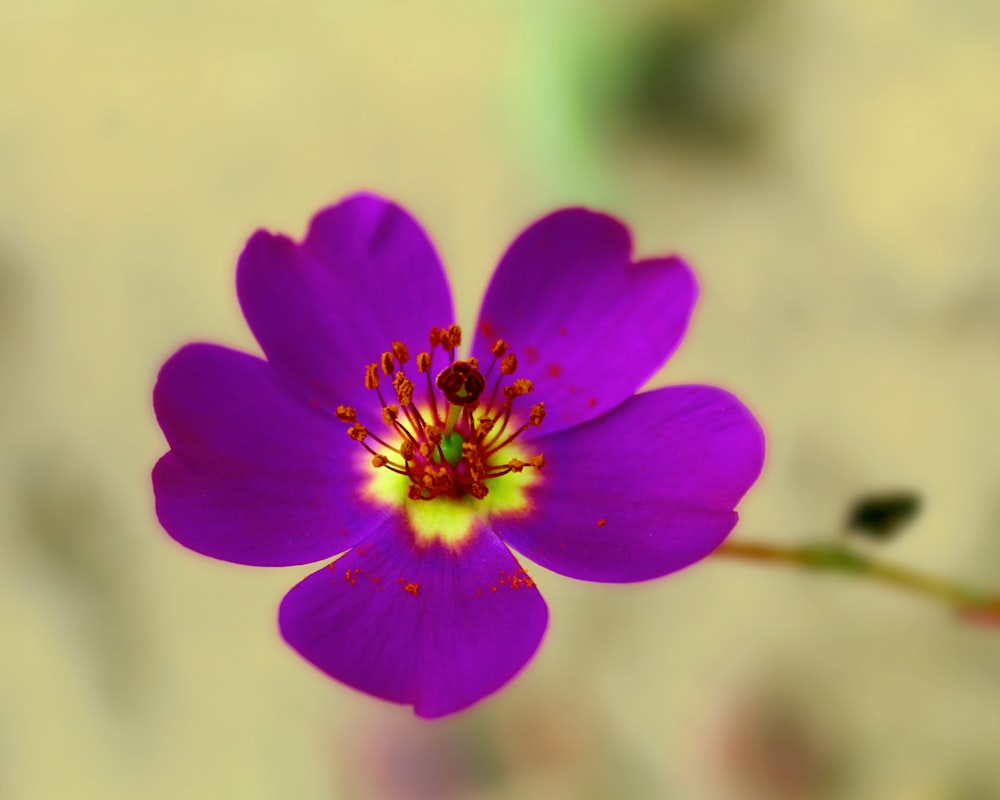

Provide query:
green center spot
left=438, top=432, right=465, bottom=466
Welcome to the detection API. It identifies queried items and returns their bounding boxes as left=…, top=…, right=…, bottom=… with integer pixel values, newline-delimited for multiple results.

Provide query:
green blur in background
left=2, top=0, right=1000, bottom=797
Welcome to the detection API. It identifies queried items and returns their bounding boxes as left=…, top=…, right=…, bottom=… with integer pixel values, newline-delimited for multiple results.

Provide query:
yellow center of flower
left=337, top=324, right=546, bottom=547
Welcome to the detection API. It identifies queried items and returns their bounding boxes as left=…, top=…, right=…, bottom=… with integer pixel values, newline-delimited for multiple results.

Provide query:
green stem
left=443, top=403, right=462, bottom=437
left=714, top=540, right=992, bottom=608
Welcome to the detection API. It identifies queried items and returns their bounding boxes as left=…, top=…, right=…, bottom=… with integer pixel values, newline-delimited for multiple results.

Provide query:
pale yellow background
left=2, top=1, right=1000, bottom=798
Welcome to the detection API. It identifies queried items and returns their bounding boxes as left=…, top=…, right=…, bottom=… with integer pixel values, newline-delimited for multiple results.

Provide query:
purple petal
left=237, top=193, right=455, bottom=412
left=472, top=209, right=696, bottom=435
left=153, top=343, right=390, bottom=566
left=490, top=386, right=765, bottom=582
left=279, top=515, right=548, bottom=718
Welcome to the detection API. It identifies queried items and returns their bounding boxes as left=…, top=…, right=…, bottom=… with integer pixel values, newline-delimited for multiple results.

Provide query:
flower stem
left=713, top=540, right=993, bottom=609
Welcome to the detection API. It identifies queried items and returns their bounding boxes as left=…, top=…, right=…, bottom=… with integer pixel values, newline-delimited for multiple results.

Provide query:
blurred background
left=2, top=0, right=1000, bottom=797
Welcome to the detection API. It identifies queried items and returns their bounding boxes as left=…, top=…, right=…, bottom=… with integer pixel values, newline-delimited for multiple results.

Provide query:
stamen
left=393, top=372, right=414, bottom=407
left=391, top=341, right=409, bottom=364
left=345, top=327, right=547, bottom=502
left=348, top=424, right=367, bottom=442
left=381, top=352, right=395, bottom=375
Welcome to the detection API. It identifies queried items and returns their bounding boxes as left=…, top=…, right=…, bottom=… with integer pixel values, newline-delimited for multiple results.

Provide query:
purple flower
left=152, top=193, right=765, bottom=717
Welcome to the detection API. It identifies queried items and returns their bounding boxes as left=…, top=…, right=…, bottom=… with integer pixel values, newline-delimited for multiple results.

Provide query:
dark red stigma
left=435, top=360, right=486, bottom=406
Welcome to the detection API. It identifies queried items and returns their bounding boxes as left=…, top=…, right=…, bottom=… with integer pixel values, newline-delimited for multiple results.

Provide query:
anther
left=391, top=341, right=409, bottom=364
left=400, top=440, right=415, bottom=460
left=508, top=458, right=526, bottom=473
left=503, top=378, right=534, bottom=401
left=491, top=339, right=507, bottom=357
left=416, top=352, right=431, bottom=373
left=425, top=424, right=443, bottom=446
left=335, top=405, right=357, bottom=423
left=371, top=454, right=388, bottom=468
left=348, top=424, right=368, bottom=442
left=381, top=352, right=395, bottom=375
left=393, top=372, right=414, bottom=406
left=382, top=404, right=399, bottom=425
left=500, top=353, right=517, bottom=375
left=364, top=363, right=380, bottom=389
left=529, top=454, right=545, bottom=470
left=529, top=402, right=546, bottom=426
left=429, top=326, right=441, bottom=348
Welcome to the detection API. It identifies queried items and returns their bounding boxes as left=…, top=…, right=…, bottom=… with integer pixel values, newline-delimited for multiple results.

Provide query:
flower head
left=152, top=193, right=765, bottom=717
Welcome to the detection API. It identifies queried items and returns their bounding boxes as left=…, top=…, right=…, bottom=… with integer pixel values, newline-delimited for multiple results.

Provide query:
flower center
left=336, top=324, right=545, bottom=502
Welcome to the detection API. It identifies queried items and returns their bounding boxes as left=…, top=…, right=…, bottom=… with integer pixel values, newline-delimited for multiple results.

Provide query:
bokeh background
left=3, top=0, right=1000, bottom=797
